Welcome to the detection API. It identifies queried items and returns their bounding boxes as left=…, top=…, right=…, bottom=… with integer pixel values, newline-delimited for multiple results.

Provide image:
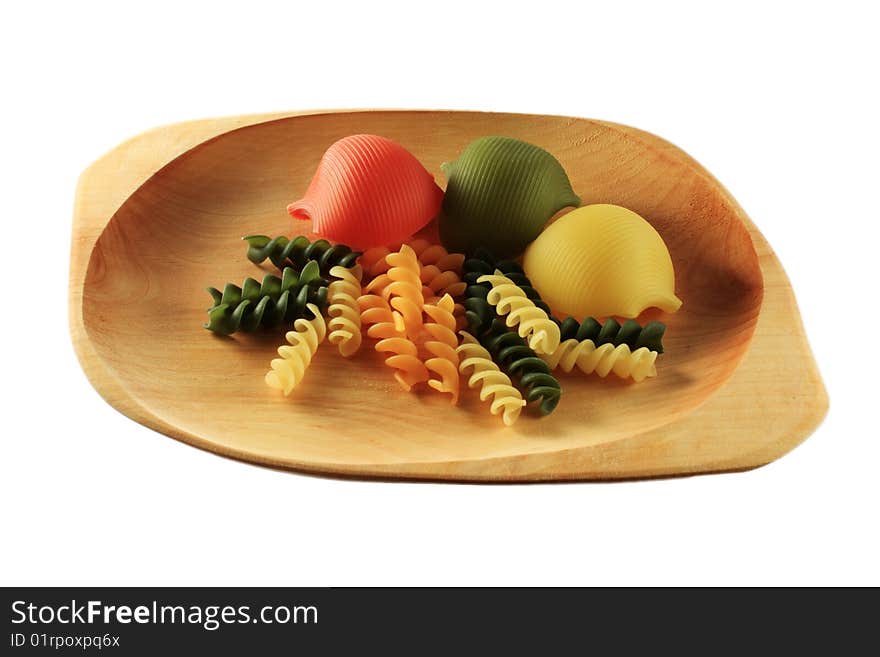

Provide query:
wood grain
left=69, top=110, right=828, bottom=481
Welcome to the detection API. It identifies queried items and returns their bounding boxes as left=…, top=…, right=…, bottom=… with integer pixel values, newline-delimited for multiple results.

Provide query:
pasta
left=384, top=244, right=425, bottom=336
left=358, top=293, right=406, bottom=340
left=457, top=331, right=526, bottom=426
left=522, top=204, right=682, bottom=319
left=463, top=285, right=495, bottom=336
left=420, top=264, right=467, bottom=300
left=359, top=293, right=425, bottom=388
left=438, top=136, right=581, bottom=258
left=478, top=271, right=561, bottom=355
left=478, top=319, right=562, bottom=415
left=541, top=340, right=658, bottom=383
left=243, top=235, right=360, bottom=274
left=407, top=238, right=465, bottom=274
left=463, top=249, right=553, bottom=316
left=265, top=303, right=327, bottom=395
left=375, top=334, right=430, bottom=391
left=287, top=134, right=443, bottom=248
left=422, top=294, right=460, bottom=404
left=205, top=261, right=328, bottom=335
left=558, top=316, right=666, bottom=354
left=358, top=244, right=396, bottom=278
left=326, top=265, right=363, bottom=357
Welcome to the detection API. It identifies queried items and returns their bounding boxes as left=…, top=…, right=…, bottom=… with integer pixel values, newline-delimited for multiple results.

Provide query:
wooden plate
left=69, top=110, right=827, bottom=481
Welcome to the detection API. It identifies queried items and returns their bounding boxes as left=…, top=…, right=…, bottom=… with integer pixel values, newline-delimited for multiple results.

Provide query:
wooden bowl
left=69, top=110, right=827, bottom=481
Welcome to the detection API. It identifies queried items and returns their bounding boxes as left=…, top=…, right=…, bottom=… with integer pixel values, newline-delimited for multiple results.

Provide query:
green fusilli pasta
left=243, top=235, right=361, bottom=274
left=205, top=260, right=328, bottom=335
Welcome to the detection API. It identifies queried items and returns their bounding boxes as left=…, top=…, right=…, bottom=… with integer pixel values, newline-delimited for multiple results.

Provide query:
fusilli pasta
left=457, top=331, right=525, bottom=426
left=265, top=303, right=327, bottom=395
left=478, top=271, right=561, bottom=355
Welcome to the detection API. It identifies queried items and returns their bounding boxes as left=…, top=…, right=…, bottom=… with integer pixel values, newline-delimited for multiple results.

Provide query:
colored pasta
left=422, top=294, right=461, bottom=404
left=384, top=244, right=425, bottom=336
left=265, top=303, right=327, bottom=395
left=477, top=319, right=562, bottom=415
left=358, top=293, right=407, bottom=340
left=375, top=334, right=430, bottom=391
left=205, top=261, right=328, bottom=335
left=558, top=317, right=666, bottom=354
left=541, top=340, right=658, bottom=383
left=326, top=265, right=363, bottom=357
left=287, top=134, right=443, bottom=248
left=420, top=264, right=467, bottom=300
left=523, top=204, right=682, bottom=319
left=457, top=331, right=526, bottom=426
left=478, top=271, right=561, bottom=355
left=407, top=238, right=466, bottom=274
left=359, top=244, right=396, bottom=278
left=463, top=249, right=553, bottom=317
left=439, top=136, right=581, bottom=258
left=243, top=235, right=361, bottom=274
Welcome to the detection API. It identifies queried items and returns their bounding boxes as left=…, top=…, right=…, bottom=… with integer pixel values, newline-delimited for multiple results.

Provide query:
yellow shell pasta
left=265, top=303, right=327, bottom=395
left=523, top=204, right=682, bottom=319
left=541, top=338, right=658, bottom=382
left=477, top=271, right=561, bottom=355
left=457, top=331, right=526, bottom=426
left=327, top=265, right=363, bottom=357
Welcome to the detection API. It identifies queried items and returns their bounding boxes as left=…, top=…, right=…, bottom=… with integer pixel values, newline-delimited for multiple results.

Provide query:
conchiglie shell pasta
left=523, top=204, right=682, bottom=319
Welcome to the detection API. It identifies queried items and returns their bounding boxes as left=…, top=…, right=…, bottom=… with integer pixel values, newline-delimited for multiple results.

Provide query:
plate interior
left=81, top=112, right=763, bottom=470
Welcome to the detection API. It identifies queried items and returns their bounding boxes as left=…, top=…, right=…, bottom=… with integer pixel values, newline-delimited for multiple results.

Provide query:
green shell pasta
left=205, top=260, right=328, bottom=335
left=439, top=137, right=581, bottom=258
left=243, top=235, right=361, bottom=274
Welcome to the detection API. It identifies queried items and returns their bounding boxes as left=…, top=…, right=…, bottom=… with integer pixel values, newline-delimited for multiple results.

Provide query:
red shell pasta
left=287, top=135, right=444, bottom=249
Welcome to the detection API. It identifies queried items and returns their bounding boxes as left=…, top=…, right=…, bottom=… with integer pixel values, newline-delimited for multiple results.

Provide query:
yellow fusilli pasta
left=541, top=339, right=658, bottom=382
left=422, top=294, right=460, bottom=404
left=478, top=271, right=561, bottom=355
left=457, top=331, right=526, bottom=426
left=265, top=303, right=327, bottom=395
left=327, top=265, right=363, bottom=357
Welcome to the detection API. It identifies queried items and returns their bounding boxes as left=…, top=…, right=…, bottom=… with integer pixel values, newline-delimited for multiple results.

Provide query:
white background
left=2, top=1, right=877, bottom=586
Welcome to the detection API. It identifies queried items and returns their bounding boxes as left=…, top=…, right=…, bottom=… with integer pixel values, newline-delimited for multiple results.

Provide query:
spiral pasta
left=463, top=250, right=552, bottom=316
left=457, top=331, right=525, bottom=426
left=478, top=319, right=562, bottom=415
left=384, top=244, right=425, bottom=335
left=359, top=244, right=396, bottom=278
left=541, top=339, right=658, bottom=382
left=420, top=264, right=467, bottom=300
left=205, top=261, right=328, bottom=335
left=243, top=235, right=361, bottom=274
left=358, top=293, right=406, bottom=339
left=407, top=238, right=466, bottom=274
left=478, top=271, right=561, bottom=355
left=422, top=294, right=460, bottom=404
left=375, top=334, right=430, bottom=391
left=265, top=303, right=327, bottom=395
left=326, top=265, right=363, bottom=357
left=558, top=317, right=666, bottom=354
